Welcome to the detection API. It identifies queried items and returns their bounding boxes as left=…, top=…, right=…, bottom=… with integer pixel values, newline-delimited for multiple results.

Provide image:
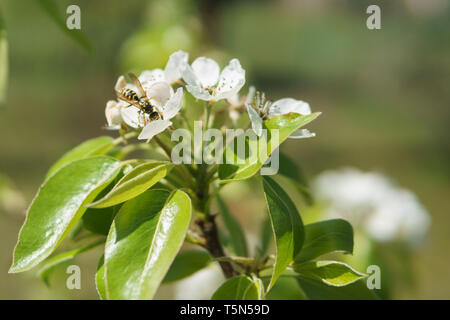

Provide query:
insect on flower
left=114, top=73, right=162, bottom=126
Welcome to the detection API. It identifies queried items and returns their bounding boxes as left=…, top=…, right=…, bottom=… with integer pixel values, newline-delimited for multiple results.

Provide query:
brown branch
left=196, top=216, right=238, bottom=279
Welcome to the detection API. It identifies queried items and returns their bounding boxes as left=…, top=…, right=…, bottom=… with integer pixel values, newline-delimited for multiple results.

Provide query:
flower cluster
left=104, top=50, right=316, bottom=141
left=313, top=168, right=431, bottom=246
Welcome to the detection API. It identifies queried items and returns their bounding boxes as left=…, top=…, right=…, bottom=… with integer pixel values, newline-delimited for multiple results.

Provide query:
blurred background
left=0, top=0, right=448, bottom=299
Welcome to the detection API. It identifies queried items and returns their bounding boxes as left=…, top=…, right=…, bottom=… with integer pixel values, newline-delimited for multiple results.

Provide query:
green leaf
left=0, top=8, right=8, bottom=106
left=38, top=238, right=104, bottom=286
left=216, top=195, right=248, bottom=257
left=82, top=170, right=127, bottom=235
left=10, top=156, right=121, bottom=273
left=96, top=255, right=106, bottom=300
left=262, top=176, right=304, bottom=291
left=278, top=152, right=313, bottom=204
left=260, top=216, right=272, bottom=256
left=219, top=112, right=320, bottom=182
left=212, top=275, right=264, bottom=300
left=293, top=261, right=366, bottom=287
left=297, top=278, right=378, bottom=300
left=88, top=161, right=174, bottom=209
left=295, top=219, right=354, bottom=263
left=37, top=0, right=93, bottom=53
left=104, top=189, right=192, bottom=299
left=163, top=250, right=212, bottom=283
left=46, top=136, right=115, bottom=178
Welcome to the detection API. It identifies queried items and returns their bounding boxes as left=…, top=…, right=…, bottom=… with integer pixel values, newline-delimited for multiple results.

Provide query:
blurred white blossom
left=313, top=168, right=431, bottom=246
left=173, top=265, right=224, bottom=300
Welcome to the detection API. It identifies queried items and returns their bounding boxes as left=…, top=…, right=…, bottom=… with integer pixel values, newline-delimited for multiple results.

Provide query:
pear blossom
left=104, top=75, right=183, bottom=140
left=137, top=82, right=183, bottom=140
left=313, top=168, right=431, bottom=246
left=246, top=91, right=315, bottom=138
left=182, top=57, right=245, bottom=102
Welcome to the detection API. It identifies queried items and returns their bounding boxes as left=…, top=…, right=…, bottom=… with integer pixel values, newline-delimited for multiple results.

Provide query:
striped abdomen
left=120, top=88, right=139, bottom=101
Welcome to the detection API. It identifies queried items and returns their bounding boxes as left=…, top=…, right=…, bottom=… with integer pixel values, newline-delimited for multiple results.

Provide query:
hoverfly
left=114, top=73, right=162, bottom=126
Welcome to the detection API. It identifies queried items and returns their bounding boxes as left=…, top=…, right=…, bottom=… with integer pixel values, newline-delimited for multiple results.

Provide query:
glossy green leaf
left=46, top=136, right=115, bottom=178
left=260, top=216, right=272, bottom=256
left=216, top=195, right=248, bottom=257
left=219, top=113, right=320, bottom=182
left=37, top=0, right=93, bottom=53
left=295, top=219, right=354, bottom=263
left=163, top=250, right=212, bottom=283
left=82, top=170, right=127, bottom=235
left=262, top=176, right=304, bottom=291
left=278, top=152, right=313, bottom=204
left=212, top=275, right=263, bottom=300
left=297, top=278, right=378, bottom=300
left=88, top=161, right=174, bottom=209
left=105, top=189, right=192, bottom=299
left=38, top=238, right=104, bottom=286
left=10, top=157, right=121, bottom=273
left=96, top=256, right=106, bottom=300
left=0, top=8, right=8, bottom=105
left=293, top=261, right=366, bottom=287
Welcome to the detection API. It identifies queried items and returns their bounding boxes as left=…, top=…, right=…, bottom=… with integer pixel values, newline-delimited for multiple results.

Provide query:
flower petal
left=120, top=106, right=142, bottom=128
left=146, top=81, right=172, bottom=107
left=114, top=75, right=127, bottom=91
left=138, top=120, right=172, bottom=140
left=164, top=50, right=188, bottom=84
left=105, top=100, right=122, bottom=129
left=185, top=84, right=214, bottom=101
left=289, top=128, right=316, bottom=139
left=269, top=98, right=311, bottom=118
left=191, top=57, right=220, bottom=88
left=161, top=87, right=183, bottom=120
left=246, top=103, right=263, bottom=137
left=139, top=69, right=165, bottom=88
left=215, top=59, right=246, bottom=100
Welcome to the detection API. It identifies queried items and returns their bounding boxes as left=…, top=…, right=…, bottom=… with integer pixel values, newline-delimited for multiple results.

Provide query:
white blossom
left=313, top=168, right=431, bottom=246
left=182, top=57, right=245, bottom=102
left=173, top=265, right=224, bottom=300
left=245, top=92, right=315, bottom=138
left=105, top=76, right=183, bottom=140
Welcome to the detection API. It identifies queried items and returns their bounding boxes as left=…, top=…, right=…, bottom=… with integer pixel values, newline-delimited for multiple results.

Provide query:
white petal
left=146, top=81, right=172, bottom=106
left=114, top=75, right=127, bottom=91
left=120, top=106, right=142, bottom=128
left=164, top=50, right=188, bottom=84
left=244, top=86, right=256, bottom=105
left=182, top=64, right=201, bottom=88
left=105, top=100, right=122, bottom=129
left=139, top=69, right=165, bottom=88
left=289, top=128, right=316, bottom=139
left=215, top=59, right=246, bottom=100
left=138, top=120, right=172, bottom=140
left=191, top=57, right=220, bottom=88
left=162, top=87, right=183, bottom=120
left=269, top=98, right=311, bottom=118
left=246, top=103, right=263, bottom=137
left=185, top=84, right=214, bottom=101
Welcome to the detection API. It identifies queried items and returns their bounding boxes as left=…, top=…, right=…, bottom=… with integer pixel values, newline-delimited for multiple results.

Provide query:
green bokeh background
left=0, top=0, right=448, bottom=299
